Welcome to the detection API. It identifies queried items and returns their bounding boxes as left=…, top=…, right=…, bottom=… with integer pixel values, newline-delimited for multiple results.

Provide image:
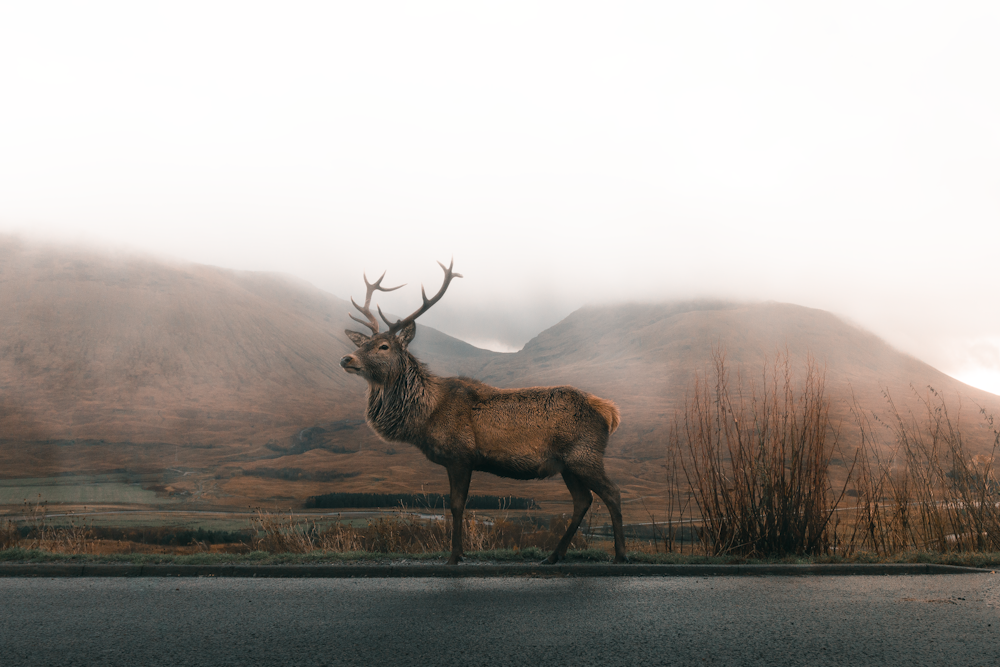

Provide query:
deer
left=339, top=260, right=627, bottom=565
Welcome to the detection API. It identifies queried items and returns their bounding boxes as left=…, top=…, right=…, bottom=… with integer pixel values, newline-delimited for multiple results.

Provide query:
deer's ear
left=345, top=330, right=370, bottom=348
left=397, top=322, right=416, bottom=348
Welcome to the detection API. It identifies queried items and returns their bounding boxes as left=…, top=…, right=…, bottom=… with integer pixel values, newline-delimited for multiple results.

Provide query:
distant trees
left=241, top=468, right=359, bottom=482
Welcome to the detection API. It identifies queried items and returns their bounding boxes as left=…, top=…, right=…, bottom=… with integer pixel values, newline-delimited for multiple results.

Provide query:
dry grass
left=1, top=497, right=98, bottom=553
left=0, top=518, right=20, bottom=550
left=0, top=497, right=231, bottom=555
left=0, top=501, right=590, bottom=557
left=246, top=506, right=588, bottom=555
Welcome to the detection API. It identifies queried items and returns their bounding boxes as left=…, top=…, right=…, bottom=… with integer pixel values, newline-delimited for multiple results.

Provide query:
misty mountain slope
left=0, top=237, right=499, bottom=449
left=472, top=301, right=1000, bottom=460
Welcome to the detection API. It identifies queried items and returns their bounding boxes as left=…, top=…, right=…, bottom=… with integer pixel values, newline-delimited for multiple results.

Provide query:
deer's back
left=425, top=377, right=617, bottom=478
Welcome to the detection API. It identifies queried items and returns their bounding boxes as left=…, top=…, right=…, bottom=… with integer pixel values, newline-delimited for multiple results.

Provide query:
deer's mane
left=366, top=354, right=437, bottom=442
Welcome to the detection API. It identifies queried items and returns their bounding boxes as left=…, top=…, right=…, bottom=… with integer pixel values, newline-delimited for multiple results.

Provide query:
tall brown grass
left=246, top=506, right=588, bottom=555
left=1, top=497, right=96, bottom=553
left=0, top=501, right=590, bottom=557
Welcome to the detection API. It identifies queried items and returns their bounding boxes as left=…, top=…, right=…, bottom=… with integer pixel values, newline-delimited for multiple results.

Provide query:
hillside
left=0, top=237, right=500, bottom=484
left=478, top=301, right=1000, bottom=461
left=2, top=237, right=998, bottom=512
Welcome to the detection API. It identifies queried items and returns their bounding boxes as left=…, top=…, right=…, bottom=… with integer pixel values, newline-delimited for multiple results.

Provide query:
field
left=0, top=475, right=173, bottom=506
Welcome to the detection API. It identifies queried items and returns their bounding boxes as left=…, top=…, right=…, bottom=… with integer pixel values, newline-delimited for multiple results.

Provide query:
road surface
left=2, top=573, right=998, bottom=666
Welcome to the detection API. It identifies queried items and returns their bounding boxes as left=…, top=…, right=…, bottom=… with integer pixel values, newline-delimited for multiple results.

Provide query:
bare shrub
left=842, top=387, right=1000, bottom=555
left=656, top=432, right=698, bottom=554
left=675, top=350, right=847, bottom=557
left=667, top=347, right=1000, bottom=559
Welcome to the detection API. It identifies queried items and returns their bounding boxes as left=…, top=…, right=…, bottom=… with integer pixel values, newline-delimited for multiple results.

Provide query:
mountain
left=1, top=236, right=997, bottom=509
left=478, top=301, right=1000, bottom=460
left=0, top=237, right=500, bottom=485
left=0, top=236, right=499, bottom=442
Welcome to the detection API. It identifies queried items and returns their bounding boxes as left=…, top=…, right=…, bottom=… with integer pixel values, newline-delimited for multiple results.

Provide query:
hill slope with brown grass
left=0, top=238, right=500, bottom=441
left=479, top=301, right=1000, bottom=461
left=0, top=237, right=501, bottom=487
left=2, top=237, right=998, bottom=510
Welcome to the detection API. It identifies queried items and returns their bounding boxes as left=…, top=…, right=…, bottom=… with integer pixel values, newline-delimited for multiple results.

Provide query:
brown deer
left=339, top=260, right=627, bottom=564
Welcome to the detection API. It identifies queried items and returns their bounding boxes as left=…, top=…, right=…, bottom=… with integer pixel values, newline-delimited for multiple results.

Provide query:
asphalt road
left=2, top=574, right=999, bottom=666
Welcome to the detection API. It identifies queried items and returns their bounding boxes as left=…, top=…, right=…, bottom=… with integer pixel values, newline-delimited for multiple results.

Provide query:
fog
left=1, top=2, right=999, bottom=392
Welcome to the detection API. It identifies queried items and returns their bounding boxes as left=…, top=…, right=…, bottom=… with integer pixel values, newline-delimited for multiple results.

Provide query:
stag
left=339, top=260, right=626, bottom=564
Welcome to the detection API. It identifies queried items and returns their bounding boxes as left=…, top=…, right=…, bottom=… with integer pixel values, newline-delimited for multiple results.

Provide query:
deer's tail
left=587, top=395, right=621, bottom=435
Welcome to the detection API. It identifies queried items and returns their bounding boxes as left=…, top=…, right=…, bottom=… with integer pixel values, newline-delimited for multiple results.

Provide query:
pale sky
left=1, top=2, right=999, bottom=393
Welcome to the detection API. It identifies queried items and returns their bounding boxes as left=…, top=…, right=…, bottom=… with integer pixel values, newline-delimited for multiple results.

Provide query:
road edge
left=0, top=563, right=990, bottom=578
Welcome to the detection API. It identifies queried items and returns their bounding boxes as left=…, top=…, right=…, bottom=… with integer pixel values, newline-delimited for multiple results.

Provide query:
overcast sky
left=1, top=2, right=998, bottom=394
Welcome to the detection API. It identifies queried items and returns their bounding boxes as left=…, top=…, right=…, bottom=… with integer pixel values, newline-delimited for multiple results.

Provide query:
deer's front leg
left=446, top=465, right=472, bottom=565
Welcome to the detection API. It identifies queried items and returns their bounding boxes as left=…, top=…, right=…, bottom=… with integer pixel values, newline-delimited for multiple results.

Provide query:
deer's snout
left=340, top=354, right=360, bottom=374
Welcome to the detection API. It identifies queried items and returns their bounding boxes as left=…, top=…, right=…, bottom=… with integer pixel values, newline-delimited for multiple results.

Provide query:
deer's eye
left=379, top=344, right=390, bottom=350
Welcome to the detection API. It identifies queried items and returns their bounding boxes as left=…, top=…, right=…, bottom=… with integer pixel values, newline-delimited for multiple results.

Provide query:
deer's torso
left=366, top=373, right=607, bottom=480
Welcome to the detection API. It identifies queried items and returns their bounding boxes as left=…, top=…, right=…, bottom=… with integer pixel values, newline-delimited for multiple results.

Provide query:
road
left=2, top=574, right=999, bottom=666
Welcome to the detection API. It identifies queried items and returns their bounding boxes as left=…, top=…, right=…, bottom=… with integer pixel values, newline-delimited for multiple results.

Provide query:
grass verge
left=2, top=546, right=998, bottom=567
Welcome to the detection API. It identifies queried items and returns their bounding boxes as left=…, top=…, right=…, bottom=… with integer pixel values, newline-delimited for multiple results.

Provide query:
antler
left=384, top=259, right=463, bottom=334
left=349, top=271, right=404, bottom=334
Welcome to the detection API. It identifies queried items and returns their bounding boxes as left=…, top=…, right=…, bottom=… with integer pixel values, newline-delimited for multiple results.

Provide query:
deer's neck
left=366, top=357, right=438, bottom=443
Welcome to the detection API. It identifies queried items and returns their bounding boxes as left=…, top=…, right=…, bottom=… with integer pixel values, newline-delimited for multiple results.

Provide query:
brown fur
left=341, top=323, right=628, bottom=564
left=587, top=395, right=621, bottom=435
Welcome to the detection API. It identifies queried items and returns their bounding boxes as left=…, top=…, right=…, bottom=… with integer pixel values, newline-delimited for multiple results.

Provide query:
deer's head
left=340, top=260, right=461, bottom=384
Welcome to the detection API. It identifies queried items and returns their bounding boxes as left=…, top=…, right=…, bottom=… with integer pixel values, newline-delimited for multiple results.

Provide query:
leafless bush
left=655, top=428, right=697, bottom=553
left=664, top=346, right=1000, bottom=559
left=674, top=350, right=847, bottom=557
left=842, top=387, right=1000, bottom=555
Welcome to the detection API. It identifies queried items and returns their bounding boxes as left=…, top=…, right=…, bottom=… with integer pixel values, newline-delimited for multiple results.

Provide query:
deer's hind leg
left=545, top=470, right=594, bottom=564
left=575, top=470, right=628, bottom=563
